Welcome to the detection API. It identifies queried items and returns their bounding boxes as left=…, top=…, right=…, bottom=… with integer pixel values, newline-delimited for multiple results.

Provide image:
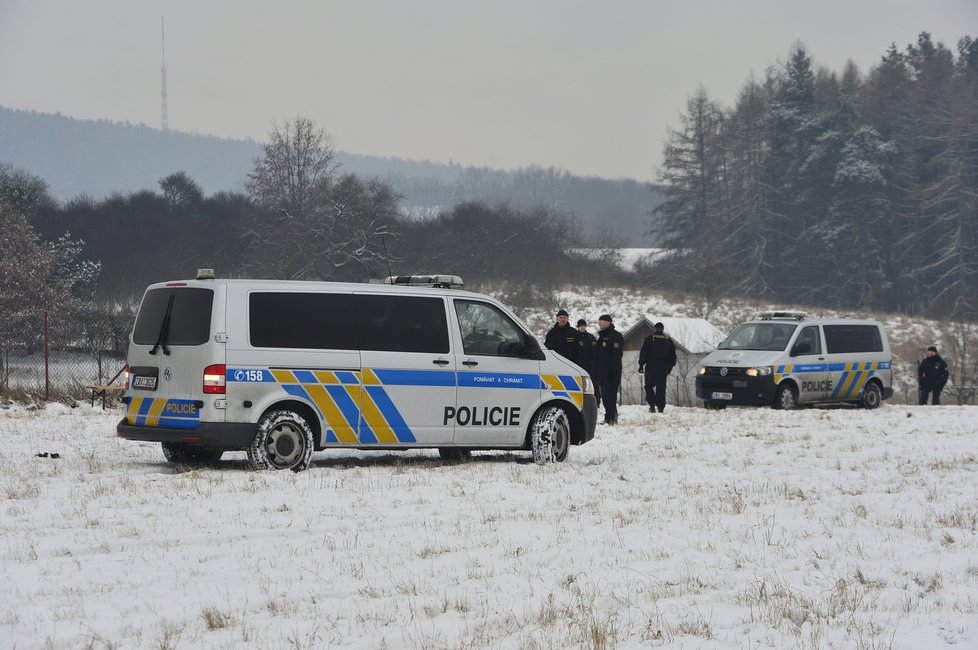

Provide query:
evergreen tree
left=653, top=88, right=729, bottom=295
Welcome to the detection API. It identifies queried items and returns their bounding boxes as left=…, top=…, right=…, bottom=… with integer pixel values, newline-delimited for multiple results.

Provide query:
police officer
left=918, top=345, right=950, bottom=405
left=575, top=318, right=596, bottom=384
left=638, top=321, right=677, bottom=413
left=594, top=314, right=623, bottom=425
left=544, top=309, right=579, bottom=364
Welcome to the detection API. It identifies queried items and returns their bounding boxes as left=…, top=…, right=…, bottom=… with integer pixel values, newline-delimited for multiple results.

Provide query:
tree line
left=651, top=33, right=978, bottom=318
left=0, top=106, right=661, bottom=246
left=0, top=119, right=621, bottom=353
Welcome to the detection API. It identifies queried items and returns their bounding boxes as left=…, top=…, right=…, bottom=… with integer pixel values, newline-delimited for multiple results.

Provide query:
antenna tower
left=160, top=16, right=168, bottom=131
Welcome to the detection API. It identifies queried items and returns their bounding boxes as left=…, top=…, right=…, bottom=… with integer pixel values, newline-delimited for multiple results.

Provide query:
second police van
left=116, top=272, right=597, bottom=471
left=695, top=311, right=894, bottom=410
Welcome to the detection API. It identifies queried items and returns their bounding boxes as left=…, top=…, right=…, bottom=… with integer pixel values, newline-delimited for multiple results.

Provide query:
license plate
left=133, top=376, right=157, bottom=390
left=711, top=391, right=733, bottom=400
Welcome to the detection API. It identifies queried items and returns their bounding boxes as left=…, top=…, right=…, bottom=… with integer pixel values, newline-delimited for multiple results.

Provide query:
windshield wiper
left=149, top=293, right=175, bottom=356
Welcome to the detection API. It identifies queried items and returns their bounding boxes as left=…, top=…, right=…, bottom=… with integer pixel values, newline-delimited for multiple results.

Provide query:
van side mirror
left=791, top=342, right=811, bottom=356
left=520, top=336, right=546, bottom=360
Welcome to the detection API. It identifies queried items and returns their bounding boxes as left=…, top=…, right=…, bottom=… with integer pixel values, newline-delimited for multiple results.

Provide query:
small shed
left=619, top=316, right=726, bottom=406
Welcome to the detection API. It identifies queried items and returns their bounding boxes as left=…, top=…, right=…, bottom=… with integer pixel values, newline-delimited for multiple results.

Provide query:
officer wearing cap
left=594, top=314, right=624, bottom=425
left=638, top=321, right=677, bottom=413
left=918, top=345, right=950, bottom=405
left=544, top=309, right=579, bottom=364
left=575, top=318, right=597, bottom=389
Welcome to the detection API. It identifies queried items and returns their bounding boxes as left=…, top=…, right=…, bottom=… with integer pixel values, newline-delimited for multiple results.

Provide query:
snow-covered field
left=3, top=403, right=978, bottom=649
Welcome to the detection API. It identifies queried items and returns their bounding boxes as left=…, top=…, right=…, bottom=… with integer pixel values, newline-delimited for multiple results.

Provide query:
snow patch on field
left=3, top=403, right=978, bottom=648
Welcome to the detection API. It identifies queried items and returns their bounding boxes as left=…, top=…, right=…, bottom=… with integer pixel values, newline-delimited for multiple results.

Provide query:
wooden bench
left=88, top=385, right=124, bottom=409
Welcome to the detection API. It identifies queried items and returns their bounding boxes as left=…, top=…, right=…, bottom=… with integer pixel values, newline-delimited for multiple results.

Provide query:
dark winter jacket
left=544, top=323, right=579, bottom=364
left=594, top=326, right=624, bottom=379
left=638, top=332, right=677, bottom=374
left=918, top=355, right=949, bottom=389
left=575, top=330, right=597, bottom=376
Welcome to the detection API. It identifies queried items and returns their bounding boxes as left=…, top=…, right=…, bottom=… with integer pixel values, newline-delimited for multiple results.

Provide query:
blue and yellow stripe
left=228, top=367, right=586, bottom=442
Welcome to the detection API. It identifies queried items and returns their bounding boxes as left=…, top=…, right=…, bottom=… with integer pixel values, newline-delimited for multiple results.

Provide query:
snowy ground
left=3, top=403, right=978, bottom=649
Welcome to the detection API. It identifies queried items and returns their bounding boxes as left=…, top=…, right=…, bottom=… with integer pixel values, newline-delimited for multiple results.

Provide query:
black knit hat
left=576, top=319, right=587, bottom=327
left=598, top=314, right=612, bottom=322
left=654, top=322, right=665, bottom=332
left=556, top=309, right=569, bottom=317
left=927, top=346, right=938, bottom=353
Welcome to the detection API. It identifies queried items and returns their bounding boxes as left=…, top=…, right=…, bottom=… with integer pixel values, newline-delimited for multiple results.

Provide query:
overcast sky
left=1, top=1, right=975, bottom=181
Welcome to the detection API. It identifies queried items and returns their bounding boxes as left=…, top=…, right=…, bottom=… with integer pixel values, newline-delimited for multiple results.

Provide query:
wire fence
left=0, top=345, right=127, bottom=402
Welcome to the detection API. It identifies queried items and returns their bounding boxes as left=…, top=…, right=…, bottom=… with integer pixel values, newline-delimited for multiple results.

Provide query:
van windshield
left=718, top=322, right=798, bottom=352
left=133, top=288, right=214, bottom=346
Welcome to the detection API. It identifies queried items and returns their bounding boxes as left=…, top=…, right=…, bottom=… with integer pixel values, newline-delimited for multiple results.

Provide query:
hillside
left=0, top=106, right=662, bottom=244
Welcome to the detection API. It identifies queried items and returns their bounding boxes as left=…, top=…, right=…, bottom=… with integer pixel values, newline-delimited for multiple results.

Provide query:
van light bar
left=383, top=274, right=464, bottom=289
left=203, top=364, right=226, bottom=394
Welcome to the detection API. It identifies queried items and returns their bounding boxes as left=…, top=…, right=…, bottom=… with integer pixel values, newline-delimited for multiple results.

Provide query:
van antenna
left=381, top=234, right=393, bottom=281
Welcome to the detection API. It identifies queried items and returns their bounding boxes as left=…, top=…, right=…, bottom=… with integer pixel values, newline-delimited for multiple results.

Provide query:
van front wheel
left=774, top=384, right=798, bottom=410
left=861, top=382, right=882, bottom=409
left=249, top=410, right=314, bottom=472
left=530, top=406, right=570, bottom=464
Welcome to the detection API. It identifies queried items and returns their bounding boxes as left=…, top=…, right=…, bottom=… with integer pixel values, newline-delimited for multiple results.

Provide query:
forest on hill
left=0, top=106, right=660, bottom=245
left=651, top=33, right=978, bottom=318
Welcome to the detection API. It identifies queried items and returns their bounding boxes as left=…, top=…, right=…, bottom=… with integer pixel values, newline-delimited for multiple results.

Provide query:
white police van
left=695, top=311, right=894, bottom=410
left=117, top=272, right=597, bottom=471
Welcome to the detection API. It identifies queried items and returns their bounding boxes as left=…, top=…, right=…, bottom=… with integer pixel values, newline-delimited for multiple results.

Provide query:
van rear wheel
left=774, top=384, right=798, bottom=410
left=861, top=382, right=882, bottom=409
left=249, top=410, right=314, bottom=472
left=161, top=442, right=223, bottom=466
left=530, top=406, right=570, bottom=464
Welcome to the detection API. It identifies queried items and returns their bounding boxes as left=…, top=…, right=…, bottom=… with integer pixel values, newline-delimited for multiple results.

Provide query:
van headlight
left=746, top=366, right=772, bottom=377
left=698, top=367, right=706, bottom=375
left=581, top=376, right=593, bottom=393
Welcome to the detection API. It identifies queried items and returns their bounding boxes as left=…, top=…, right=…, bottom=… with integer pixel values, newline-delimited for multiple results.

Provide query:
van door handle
left=432, top=359, right=450, bottom=366
left=462, top=360, right=479, bottom=367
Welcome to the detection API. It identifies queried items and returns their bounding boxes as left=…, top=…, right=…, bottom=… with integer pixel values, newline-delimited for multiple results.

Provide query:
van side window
left=796, top=326, right=821, bottom=355
left=823, top=324, right=883, bottom=354
left=133, top=288, right=214, bottom=346
left=454, top=300, right=527, bottom=357
left=250, top=292, right=357, bottom=350
left=355, top=294, right=449, bottom=354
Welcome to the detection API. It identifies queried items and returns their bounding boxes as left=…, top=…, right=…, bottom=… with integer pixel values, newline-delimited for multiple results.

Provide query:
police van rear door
left=126, top=283, right=225, bottom=429
left=823, top=323, right=886, bottom=401
left=353, top=292, right=456, bottom=445
left=450, top=299, right=542, bottom=446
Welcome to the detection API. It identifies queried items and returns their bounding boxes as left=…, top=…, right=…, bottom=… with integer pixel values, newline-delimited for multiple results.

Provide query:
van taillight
left=203, top=364, right=226, bottom=394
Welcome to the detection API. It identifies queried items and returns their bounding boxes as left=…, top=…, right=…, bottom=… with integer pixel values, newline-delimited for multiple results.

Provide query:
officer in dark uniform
left=918, top=345, right=950, bottom=405
left=638, top=321, right=677, bottom=413
left=594, top=314, right=623, bottom=425
left=575, top=318, right=596, bottom=384
left=544, top=309, right=579, bottom=364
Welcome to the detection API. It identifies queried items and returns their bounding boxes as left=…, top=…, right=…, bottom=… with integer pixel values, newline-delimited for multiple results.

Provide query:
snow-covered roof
left=621, top=315, right=725, bottom=354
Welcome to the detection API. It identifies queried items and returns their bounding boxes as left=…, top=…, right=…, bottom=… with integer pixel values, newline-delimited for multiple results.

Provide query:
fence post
left=97, top=350, right=103, bottom=385
left=44, top=310, right=50, bottom=401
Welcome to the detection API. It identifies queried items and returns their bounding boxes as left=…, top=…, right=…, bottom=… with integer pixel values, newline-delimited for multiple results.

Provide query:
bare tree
left=246, top=117, right=337, bottom=222
left=243, top=120, right=401, bottom=281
